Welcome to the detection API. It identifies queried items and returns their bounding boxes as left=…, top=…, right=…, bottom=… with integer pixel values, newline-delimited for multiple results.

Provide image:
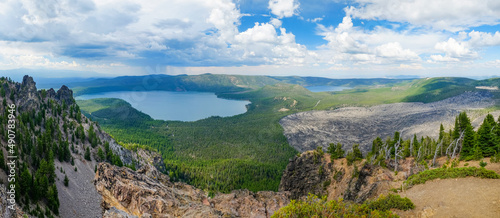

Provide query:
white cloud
left=318, top=16, right=423, bottom=65
left=235, top=23, right=277, bottom=44
left=233, top=22, right=310, bottom=66
left=429, top=55, right=459, bottom=62
left=268, top=0, right=299, bottom=19
left=348, top=0, right=500, bottom=31
left=484, top=60, right=500, bottom=67
left=206, top=0, right=240, bottom=41
left=434, top=38, right=477, bottom=60
left=375, top=42, right=420, bottom=61
left=270, top=18, right=282, bottom=28
left=468, top=31, right=500, bottom=47
left=399, top=63, right=423, bottom=70
left=307, top=17, right=323, bottom=23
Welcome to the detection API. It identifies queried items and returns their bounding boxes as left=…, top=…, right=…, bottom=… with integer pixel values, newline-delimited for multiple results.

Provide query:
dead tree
left=432, top=142, right=443, bottom=166
left=451, top=130, right=465, bottom=159
left=416, top=145, right=423, bottom=162
left=383, top=142, right=391, bottom=161
left=394, top=136, right=404, bottom=172
left=445, top=130, right=465, bottom=159
left=409, top=137, right=414, bottom=157
left=445, top=140, right=456, bottom=157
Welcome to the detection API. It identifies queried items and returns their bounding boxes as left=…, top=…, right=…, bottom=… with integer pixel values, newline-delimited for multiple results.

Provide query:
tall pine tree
left=454, top=112, right=475, bottom=159
left=477, top=114, right=497, bottom=157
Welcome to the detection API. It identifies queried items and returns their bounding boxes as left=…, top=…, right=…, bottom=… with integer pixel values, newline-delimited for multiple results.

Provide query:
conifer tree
left=84, top=147, right=91, bottom=161
left=477, top=115, right=496, bottom=156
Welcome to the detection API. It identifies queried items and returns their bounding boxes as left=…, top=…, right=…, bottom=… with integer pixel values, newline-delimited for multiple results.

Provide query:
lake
left=76, top=91, right=251, bottom=122
left=305, top=86, right=352, bottom=92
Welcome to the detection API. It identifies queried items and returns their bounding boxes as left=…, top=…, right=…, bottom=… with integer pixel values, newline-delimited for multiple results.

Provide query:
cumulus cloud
left=348, top=0, right=500, bottom=31
left=375, top=42, right=420, bottom=61
left=270, top=18, right=282, bottom=28
left=233, top=22, right=310, bottom=65
left=429, top=38, right=478, bottom=63
left=268, top=0, right=299, bottom=18
left=318, top=16, right=422, bottom=65
left=468, top=31, right=500, bottom=47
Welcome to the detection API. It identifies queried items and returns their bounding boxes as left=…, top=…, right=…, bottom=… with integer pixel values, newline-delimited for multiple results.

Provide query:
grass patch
left=404, top=166, right=500, bottom=188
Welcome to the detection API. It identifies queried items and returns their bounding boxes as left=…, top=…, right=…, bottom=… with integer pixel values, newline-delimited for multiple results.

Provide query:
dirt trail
left=398, top=177, right=500, bottom=218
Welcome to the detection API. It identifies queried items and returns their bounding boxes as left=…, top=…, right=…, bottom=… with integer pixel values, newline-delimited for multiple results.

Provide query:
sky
left=1, top=0, right=500, bottom=78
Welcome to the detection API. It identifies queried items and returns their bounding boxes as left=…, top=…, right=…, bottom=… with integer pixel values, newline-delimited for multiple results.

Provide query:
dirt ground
left=398, top=177, right=500, bottom=218
left=397, top=158, right=500, bottom=218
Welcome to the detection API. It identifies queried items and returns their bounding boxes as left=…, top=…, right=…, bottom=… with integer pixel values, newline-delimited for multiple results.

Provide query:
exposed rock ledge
left=94, top=163, right=290, bottom=218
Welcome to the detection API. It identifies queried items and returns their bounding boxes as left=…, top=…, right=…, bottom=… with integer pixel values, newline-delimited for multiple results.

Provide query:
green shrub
left=271, top=194, right=399, bottom=218
left=327, top=143, right=345, bottom=160
left=479, top=160, right=487, bottom=168
left=490, top=152, right=500, bottom=163
left=64, top=175, right=69, bottom=187
left=346, top=144, right=363, bottom=166
left=405, top=167, right=500, bottom=188
left=323, top=180, right=331, bottom=189
left=366, top=194, right=415, bottom=211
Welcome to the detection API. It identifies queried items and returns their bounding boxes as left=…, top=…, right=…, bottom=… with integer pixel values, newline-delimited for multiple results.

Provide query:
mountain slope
left=0, top=76, right=140, bottom=217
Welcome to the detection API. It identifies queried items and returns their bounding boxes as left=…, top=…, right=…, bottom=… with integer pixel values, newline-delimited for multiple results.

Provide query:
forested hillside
left=0, top=76, right=129, bottom=217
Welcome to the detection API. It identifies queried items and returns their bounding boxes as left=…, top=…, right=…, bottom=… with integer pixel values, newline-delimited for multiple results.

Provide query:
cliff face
left=94, top=162, right=290, bottom=218
left=210, top=190, right=290, bottom=217
left=279, top=151, right=333, bottom=199
left=279, top=150, right=420, bottom=203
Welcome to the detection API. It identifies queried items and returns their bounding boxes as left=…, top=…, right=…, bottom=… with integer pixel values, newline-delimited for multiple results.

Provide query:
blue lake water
left=305, top=86, right=352, bottom=92
left=76, top=91, right=251, bottom=122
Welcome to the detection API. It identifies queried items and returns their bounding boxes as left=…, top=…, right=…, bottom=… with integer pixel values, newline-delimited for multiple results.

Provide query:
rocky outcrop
left=95, top=163, right=291, bottom=218
left=210, top=190, right=290, bottom=217
left=279, top=151, right=332, bottom=199
left=56, top=85, right=75, bottom=104
left=95, top=162, right=220, bottom=217
left=46, top=88, right=56, bottom=98
left=0, top=184, right=25, bottom=218
left=17, top=75, right=39, bottom=111
left=279, top=151, right=424, bottom=204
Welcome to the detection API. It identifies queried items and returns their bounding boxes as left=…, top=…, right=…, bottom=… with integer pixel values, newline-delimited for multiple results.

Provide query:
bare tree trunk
left=416, top=146, right=422, bottom=162
left=432, top=142, right=442, bottom=166
left=452, top=130, right=465, bottom=159
left=394, top=136, right=403, bottom=172
left=409, top=137, right=413, bottom=157
left=446, top=139, right=455, bottom=156
left=384, top=142, right=391, bottom=161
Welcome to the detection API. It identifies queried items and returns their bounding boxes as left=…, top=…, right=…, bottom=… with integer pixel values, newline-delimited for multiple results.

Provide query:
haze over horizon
left=1, top=0, right=500, bottom=78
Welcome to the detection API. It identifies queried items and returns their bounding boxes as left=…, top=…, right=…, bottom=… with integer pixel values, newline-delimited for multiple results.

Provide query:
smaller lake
left=305, top=86, right=352, bottom=92
left=76, top=91, right=251, bottom=122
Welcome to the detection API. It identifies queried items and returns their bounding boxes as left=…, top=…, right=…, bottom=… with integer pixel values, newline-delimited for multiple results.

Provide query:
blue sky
left=1, top=0, right=500, bottom=78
